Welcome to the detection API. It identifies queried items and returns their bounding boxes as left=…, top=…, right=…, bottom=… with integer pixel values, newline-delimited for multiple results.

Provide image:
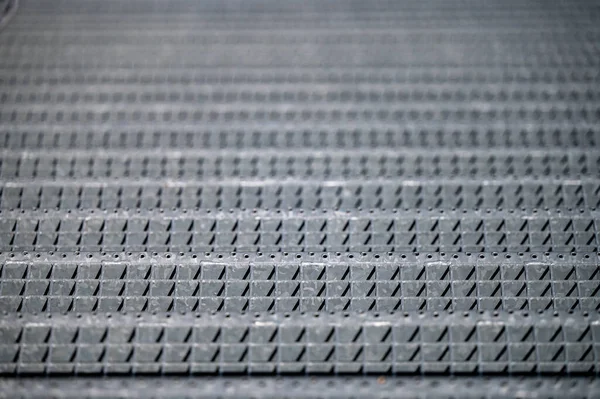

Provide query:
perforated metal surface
left=1, top=0, right=600, bottom=396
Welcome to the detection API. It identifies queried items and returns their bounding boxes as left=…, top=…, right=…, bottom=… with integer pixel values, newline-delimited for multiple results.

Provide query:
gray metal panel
left=0, top=0, right=599, bottom=395
left=0, top=311, right=598, bottom=375
left=2, top=178, right=599, bottom=211
left=0, top=251, right=598, bottom=314
left=1, top=377, right=599, bottom=399
left=0, top=209, right=598, bottom=253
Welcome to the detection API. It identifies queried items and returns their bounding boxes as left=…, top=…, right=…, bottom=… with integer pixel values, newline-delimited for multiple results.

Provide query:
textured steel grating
left=0, top=209, right=598, bottom=253
left=0, top=0, right=600, bottom=396
left=1, top=252, right=599, bottom=314
left=1, top=149, right=600, bottom=180
left=1, top=127, right=598, bottom=150
left=2, top=376, right=599, bottom=399
left=1, top=311, right=598, bottom=375
left=1, top=179, right=600, bottom=210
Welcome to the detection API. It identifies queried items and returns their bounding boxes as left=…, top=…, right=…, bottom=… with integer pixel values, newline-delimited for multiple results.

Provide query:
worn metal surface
left=2, top=376, right=599, bottom=399
left=0, top=0, right=599, bottom=396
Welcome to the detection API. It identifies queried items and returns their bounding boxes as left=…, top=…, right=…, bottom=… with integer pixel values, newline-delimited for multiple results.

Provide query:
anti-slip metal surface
left=3, top=376, right=599, bottom=399
left=0, top=0, right=599, bottom=397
